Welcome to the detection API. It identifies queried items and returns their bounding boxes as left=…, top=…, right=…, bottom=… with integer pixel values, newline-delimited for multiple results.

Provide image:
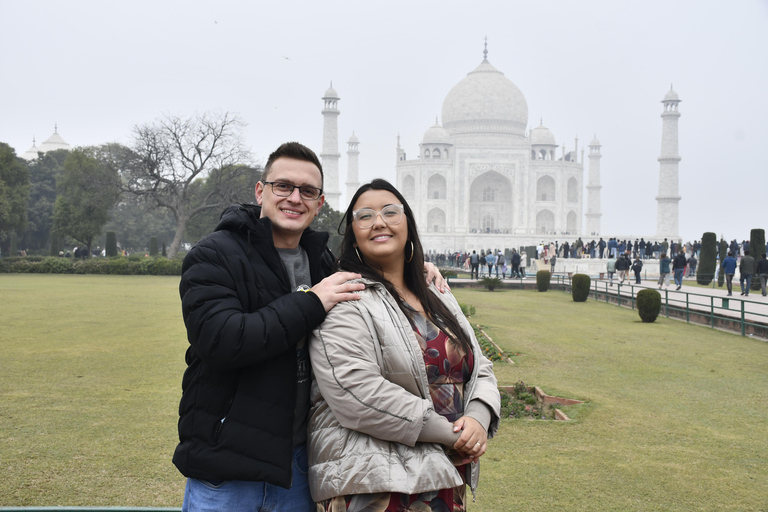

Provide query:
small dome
left=21, top=142, right=40, bottom=161
left=348, top=133, right=359, bottom=143
left=663, top=88, right=680, bottom=102
left=323, top=85, right=339, bottom=99
left=589, top=135, right=601, bottom=147
left=422, top=123, right=452, bottom=145
left=530, top=123, right=556, bottom=146
left=38, top=130, right=71, bottom=153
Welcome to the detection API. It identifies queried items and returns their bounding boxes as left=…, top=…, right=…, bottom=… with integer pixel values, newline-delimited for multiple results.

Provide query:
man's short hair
left=263, top=142, right=324, bottom=186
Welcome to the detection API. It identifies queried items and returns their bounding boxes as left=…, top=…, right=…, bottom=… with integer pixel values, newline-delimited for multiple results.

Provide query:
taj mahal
left=318, top=44, right=682, bottom=254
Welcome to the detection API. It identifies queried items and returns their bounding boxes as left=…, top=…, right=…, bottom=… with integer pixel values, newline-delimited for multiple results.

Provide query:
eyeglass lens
left=355, top=206, right=403, bottom=228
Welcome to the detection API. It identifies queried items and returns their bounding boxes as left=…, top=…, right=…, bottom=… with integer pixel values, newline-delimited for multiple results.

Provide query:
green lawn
left=1, top=275, right=767, bottom=510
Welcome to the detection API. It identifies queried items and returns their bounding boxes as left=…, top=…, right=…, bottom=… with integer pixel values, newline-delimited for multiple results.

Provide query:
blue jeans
left=740, top=274, right=753, bottom=295
left=674, top=269, right=684, bottom=287
left=182, top=444, right=312, bottom=512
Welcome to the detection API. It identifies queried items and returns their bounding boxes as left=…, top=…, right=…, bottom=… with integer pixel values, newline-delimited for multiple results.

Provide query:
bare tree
left=106, top=112, right=253, bottom=258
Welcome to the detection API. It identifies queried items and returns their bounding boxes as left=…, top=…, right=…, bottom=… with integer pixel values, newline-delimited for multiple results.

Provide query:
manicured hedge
left=637, top=288, right=662, bottom=323
left=536, top=270, right=551, bottom=292
left=571, top=273, right=591, bottom=302
left=0, top=256, right=182, bottom=275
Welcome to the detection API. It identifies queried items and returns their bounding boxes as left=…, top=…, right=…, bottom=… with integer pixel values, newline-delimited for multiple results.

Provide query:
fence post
left=741, top=300, right=746, bottom=337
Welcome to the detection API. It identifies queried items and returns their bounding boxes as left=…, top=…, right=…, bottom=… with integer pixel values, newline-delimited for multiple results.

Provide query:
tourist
left=470, top=250, right=479, bottom=280
left=756, top=254, right=768, bottom=297
left=658, top=252, right=671, bottom=290
left=520, top=250, right=528, bottom=278
left=308, top=179, right=500, bottom=511
left=672, top=249, right=687, bottom=290
left=632, top=255, right=643, bottom=284
left=606, top=254, right=617, bottom=286
left=722, top=251, right=737, bottom=296
left=615, top=251, right=631, bottom=285
left=739, top=250, right=755, bottom=297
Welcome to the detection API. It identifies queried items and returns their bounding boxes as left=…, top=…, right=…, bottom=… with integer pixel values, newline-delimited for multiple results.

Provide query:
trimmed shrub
left=459, top=303, right=476, bottom=317
left=571, top=273, right=591, bottom=302
left=637, top=288, right=662, bottom=323
left=536, top=270, right=551, bottom=292
left=749, top=229, right=765, bottom=291
left=717, top=239, right=728, bottom=288
left=106, top=232, right=118, bottom=257
left=38, top=257, right=74, bottom=274
left=697, top=232, right=717, bottom=285
left=480, top=277, right=503, bottom=291
left=149, top=236, right=159, bottom=257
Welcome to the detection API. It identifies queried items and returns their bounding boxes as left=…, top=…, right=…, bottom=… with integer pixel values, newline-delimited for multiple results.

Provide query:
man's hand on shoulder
left=311, top=272, right=365, bottom=312
left=424, top=262, right=450, bottom=293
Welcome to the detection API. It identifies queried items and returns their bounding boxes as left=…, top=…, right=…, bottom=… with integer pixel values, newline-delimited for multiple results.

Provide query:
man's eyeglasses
left=352, top=204, right=405, bottom=229
left=262, top=181, right=323, bottom=201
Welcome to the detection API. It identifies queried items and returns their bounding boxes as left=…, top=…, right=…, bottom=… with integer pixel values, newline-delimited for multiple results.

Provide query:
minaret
left=345, top=133, right=360, bottom=209
left=585, top=136, right=603, bottom=236
left=656, top=86, right=682, bottom=239
left=321, top=83, right=341, bottom=210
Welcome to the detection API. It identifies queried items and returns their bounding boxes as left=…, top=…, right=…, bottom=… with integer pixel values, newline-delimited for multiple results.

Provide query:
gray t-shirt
left=277, top=246, right=312, bottom=446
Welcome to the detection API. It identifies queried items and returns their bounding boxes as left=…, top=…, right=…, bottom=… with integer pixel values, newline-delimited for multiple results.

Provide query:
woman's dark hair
left=338, top=179, right=472, bottom=354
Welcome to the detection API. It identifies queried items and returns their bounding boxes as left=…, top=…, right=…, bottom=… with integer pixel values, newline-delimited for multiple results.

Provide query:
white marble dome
left=530, top=123, right=556, bottom=146
left=589, top=135, right=601, bottom=147
left=663, top=88, right=680, bottom=102
left=441, top=59, right=528, bottom=136
left=323, top=85, right=339, bottom=99
left=422, top=122, right=451, bottom=144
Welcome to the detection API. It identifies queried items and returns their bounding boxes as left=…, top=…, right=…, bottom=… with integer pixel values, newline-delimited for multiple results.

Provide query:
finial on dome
left=54, top=123, right=58, bottom=133
left=483, top=36, right=488, bottom=61
left=32, top=136, right=36, bottom=145
left=539, top=117, right=543, bottom=126
left=435, top=115, right=439, bottom=125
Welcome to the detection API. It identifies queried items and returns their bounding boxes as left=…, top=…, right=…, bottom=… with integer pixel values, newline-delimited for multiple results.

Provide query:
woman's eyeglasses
left=352, top=204, right=404, bottom=229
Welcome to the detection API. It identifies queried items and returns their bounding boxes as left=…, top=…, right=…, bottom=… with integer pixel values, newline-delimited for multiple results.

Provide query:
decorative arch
left=566, top=210, right=578, bottom=233
left=427, top=208, right=446, bottom=233
left=567, top=177, right=579, bottom=202
left=537, top=175, right=556, bottom=201
left=443, top=149, right=449, bottom=159
left=536, top=209, right=555, bottom=234
left=427, top=174, right=446, bottom=200
left=468, top=171, right=513, bottom=234
left=432, top=147, right=441, bottom=159
left=402, top=175, right=416, bottom=201
left=424, top=148, right=431, bottom=158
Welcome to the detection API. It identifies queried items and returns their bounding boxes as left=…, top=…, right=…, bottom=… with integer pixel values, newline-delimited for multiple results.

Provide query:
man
left=511, top=249, right=521, bottom=278
left=615, top=251, right=631, bottom=285
left=485, top=250, right=495, bottom=277
left=722, top=251, right=738, bottom=297
left=672, top=249, right=688, bottom=290
left=550, top=254, right=557, bottom=273
left=606, top=254, right=617, bottom=285
left=469, top=250, right=480, bottom=279
left=174, top=142, right=445, bottom=511
left=756, top=254, right=768, bottom=297
left=632, top=254, right=643, bottom=284
left=688, top=254, right=697, bottom=277
left=598, top=237, right=606, bottom=259
left=739, top=250, right=756, bottom=297
left=607, top=237, right=617, bottom=258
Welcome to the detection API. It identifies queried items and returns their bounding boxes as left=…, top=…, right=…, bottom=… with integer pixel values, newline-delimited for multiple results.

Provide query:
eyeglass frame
left=262, top=181, right=323, bottom=201
left=351, top=204, right=405, bottom=229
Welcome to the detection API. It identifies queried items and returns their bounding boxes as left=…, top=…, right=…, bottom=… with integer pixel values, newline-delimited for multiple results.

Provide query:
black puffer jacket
left=173, top=204, right=333, bottom=487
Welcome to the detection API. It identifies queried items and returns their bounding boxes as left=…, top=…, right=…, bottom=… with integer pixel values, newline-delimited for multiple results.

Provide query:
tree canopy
left=53, top=147, right=119, bottom=256
left=102, top=111, right=253, bottom=258
left=0, top=143, right=30, bottom=247
left=25, top=148, right=68, bottom=251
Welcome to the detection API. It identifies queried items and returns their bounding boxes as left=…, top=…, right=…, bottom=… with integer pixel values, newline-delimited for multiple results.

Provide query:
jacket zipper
left=212, top=391, right=237, bottom=445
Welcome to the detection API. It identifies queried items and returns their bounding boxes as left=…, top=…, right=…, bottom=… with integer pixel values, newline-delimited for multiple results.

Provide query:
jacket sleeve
left=309, top=298, right=431, bottom=448
left=180, top=239, right=327, bottom=371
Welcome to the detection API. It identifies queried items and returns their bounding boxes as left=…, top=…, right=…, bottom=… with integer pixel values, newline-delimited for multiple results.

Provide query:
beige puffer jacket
left=307, top=279, right=500, bottom=502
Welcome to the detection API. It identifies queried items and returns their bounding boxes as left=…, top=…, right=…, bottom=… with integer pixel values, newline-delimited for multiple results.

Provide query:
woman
left=658, top=252, right=671, bottom=289
left=308, top=179, right=500, bottom=511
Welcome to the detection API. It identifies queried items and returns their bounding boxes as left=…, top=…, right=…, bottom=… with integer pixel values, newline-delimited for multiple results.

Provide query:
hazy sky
left=2, top=0, right=766, bottom=243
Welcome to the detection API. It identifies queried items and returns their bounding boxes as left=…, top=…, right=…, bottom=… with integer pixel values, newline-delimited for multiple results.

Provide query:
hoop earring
left=406, top=241, right=414, bottom=263
left=354, top=246, right=363, bottom=263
